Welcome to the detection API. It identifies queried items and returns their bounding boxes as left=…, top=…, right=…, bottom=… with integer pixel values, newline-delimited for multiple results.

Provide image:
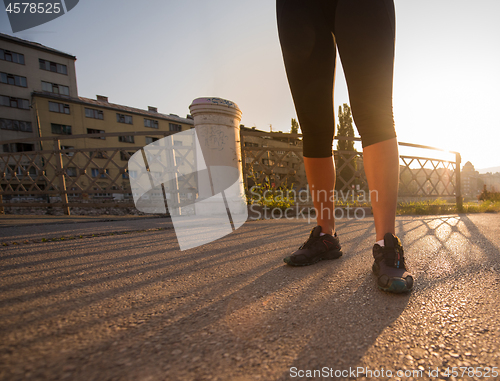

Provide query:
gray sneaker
left=284, top=226, right=343, bottom=266
left=372, top=233, right=414, bottom=293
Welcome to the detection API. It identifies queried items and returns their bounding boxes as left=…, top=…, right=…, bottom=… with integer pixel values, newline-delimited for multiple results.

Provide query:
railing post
left=455, top=152, right=462, bottom=211
left=0, top=193, right=4, bottom=214
left=239, top=130, right=247, bottom=190
left=168, top=134, right=181, bottom=216
left=54, top=138, right=70, bottom=215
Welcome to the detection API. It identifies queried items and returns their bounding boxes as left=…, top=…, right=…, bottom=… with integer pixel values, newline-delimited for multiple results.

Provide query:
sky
left=1, top=0, right=499, bottom=170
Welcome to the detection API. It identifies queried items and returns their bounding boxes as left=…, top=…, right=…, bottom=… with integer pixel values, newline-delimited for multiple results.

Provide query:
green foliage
left=336, top=104, right=356, bottom=151
left=478, top=185, right=500, bottom=201
left=399, top=170, right=419, bottom=195
left=397, top=199, right=454, bottom=215
left=461, top=200, right=500, bottom=213
left=245, top=168, right=295, bottom=211
left=335, top=103, right=357, bottom=191
left=397, top=198, right=500, bottom=215
left=291, top=118, right=300, bottom=134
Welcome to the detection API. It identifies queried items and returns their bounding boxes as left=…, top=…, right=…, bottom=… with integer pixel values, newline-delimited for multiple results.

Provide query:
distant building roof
left=240, top=125, right=301, bottom=144
left=463, top=161, right=475, bottom=172
left=0, top=32, right=76, bottom=60
left=240, top=125, right=268, bottom=134
left=33, top=92, right=194, bottom=125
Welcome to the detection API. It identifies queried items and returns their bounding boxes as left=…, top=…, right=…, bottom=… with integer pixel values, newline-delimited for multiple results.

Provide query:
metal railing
left=0, top=129, right=462, bottom=214
left=0, top=131, right=180, bottom=214
left=240, top=130, right=462, bottom=208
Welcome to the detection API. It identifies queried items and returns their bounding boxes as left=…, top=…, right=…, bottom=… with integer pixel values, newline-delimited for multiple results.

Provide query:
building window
left=91, top=168, right=109, bottom=178
left=144, top=118, right=158, bottom=129
left=116, top=113, right=133, bottom=124
left=0, top=49, right=25, bottom=65
left=262, top=159, right=275, bottom=166
left=7, top=164, right=37, bottom=178
left=118, top=136, right=135, bottom=143
left=51, top=123, right=72, bottom=135
left=61, top=146, right=74, bottom=156
left=169, top=123, right=182, bottom=132
left=0, top=95, right=30, bottom=109
left=49, top=101, right=70, bottom=114
left=3, top=143, right=34, bottom=152
left=89, top=151, right=107, bottom=159
left=41, top=81, right=69, bottom=96
left=85, top=108, right=104, bottom=120
left=87, top=128, right=105, bottom=139
left=39, top=59, right=67, bottom=74
left=93, top=189, right=112, bottom=197
left=0, top=72, right=27, bottom=87
left=145, top=137, right=159, bottom=145
left=120, top=151, right=131, bottom=161
left=0, top=118, right=32, bottom=132
left=66, top=167, right=77, bottom=177
left=120, top=151, right=135, bottom=161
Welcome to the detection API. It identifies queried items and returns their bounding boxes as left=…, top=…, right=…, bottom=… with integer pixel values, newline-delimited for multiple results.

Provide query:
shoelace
left=392, top=248, right=405, bottom=269
left=300, top=232, right=323, bottom=249
left=381, top=246, right=405, bottom=269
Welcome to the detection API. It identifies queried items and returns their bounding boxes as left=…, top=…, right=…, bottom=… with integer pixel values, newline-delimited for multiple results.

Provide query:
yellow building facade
left=32, top=92, right=194, bottom=198
left=1, top=32, right=78, bottom=146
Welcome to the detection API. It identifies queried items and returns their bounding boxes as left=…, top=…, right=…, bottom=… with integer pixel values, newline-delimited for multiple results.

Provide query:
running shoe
left=284, top=226, right=343, bottom=266
left=372, top=233, right=413, bottom=293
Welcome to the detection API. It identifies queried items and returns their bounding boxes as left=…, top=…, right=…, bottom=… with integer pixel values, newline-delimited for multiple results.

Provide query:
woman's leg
left=277, top=0, right=338, bottom=234
left=362, top=137, right=399, bottom=241
left=334, top=0, right=412, bottom=292
left=277, top=0, right=343, bottom=265
left=334, top=0, right=398, bottom=240
left=304, top=156, right=336, bottom=236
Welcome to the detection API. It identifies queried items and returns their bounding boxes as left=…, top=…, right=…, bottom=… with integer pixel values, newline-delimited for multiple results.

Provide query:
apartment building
left=461, top=161, right=482, bottom=199
left=31, top=92, right=193, bottom=196
left=479, top=172, right=500, bottom=193
left=0, top=33, right=193, bottom=201
left=240, top=126, right=306, bottom=190
left=0, top=32, right=77, bottom=148
left=33, top=92, right=193, bottom=143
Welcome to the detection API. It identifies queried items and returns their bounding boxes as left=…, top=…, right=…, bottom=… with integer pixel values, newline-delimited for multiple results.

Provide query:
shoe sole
left=372, top=263, right=413, bottom=293
left=377, top=278, right=412, bottom=293
left=284, top=250, right=343, bottom=266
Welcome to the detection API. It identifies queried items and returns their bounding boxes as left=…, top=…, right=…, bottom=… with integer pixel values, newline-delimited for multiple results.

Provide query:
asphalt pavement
left=1, top=213, right=499, bottom=381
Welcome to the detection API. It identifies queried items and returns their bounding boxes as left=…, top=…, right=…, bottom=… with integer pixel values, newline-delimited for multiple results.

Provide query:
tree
left=336, top=104, right=355, bottom=151
left=335, top=104, right=357, bottom=192
left=291, top=118, right=299, bottom=134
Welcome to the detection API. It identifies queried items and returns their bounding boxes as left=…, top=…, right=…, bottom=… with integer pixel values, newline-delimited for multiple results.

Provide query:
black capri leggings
left=277, top=0, right=397, bottom=157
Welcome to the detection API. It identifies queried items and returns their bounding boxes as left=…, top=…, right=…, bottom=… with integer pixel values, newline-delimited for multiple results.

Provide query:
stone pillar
left=188, top=97, right=246, bottom=218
